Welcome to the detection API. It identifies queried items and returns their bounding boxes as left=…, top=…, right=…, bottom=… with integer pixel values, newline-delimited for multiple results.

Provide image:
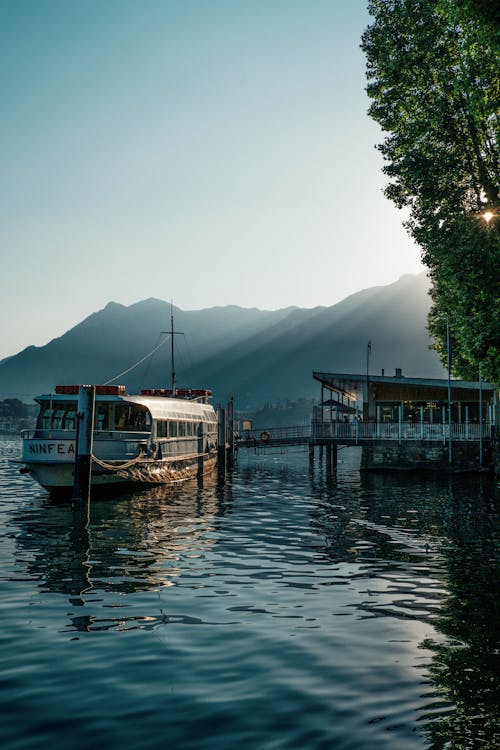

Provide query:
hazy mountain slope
left=0, top=273, right=444, bottom=406
left=183, top=274, right=444, bottom=406
left=0, top=299, right=295, bottom=398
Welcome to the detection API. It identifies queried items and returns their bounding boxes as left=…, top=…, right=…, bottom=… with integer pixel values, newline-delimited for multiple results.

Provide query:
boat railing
left=93, top=430, right=150, bottom=441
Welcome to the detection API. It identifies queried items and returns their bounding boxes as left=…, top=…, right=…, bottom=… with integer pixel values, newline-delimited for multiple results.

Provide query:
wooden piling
left=227, top=397, right=235, bottom=467
left=197, top=421, right=204, bottom=477
left=217, top=406, right=226, bottom=476
left=73, top=385, right=95, bottom=506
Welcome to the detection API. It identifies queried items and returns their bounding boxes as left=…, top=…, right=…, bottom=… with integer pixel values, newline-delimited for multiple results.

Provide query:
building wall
left=361, top=440, right=493, bottom=473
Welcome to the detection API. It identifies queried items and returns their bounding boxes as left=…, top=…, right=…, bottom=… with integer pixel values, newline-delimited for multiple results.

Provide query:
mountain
left=0, top=273, right=445, bottom=407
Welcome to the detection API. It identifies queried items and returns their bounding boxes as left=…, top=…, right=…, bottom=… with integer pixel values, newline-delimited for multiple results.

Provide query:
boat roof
left=35, top=393, right=216, bottom=420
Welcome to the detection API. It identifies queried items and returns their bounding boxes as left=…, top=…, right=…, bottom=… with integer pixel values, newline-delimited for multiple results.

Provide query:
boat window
left=39, top=407, right=54, bottom=430
left=52, top=409, right=66, bottom=429
left=95, top=405, right=109, bottom=430
left=115, top=404, right=151, bottom=431
left=38, top=401, right=78, bottom=430
left=63, top=411, right=76, bottom=429
left=168, top=421, right=177, bottom=438
left=157, top=421, right=167, bottom=438
left=178, top=422, right=186, bottom=437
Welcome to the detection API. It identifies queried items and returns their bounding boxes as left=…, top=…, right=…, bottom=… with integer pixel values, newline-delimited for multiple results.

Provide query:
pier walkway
left=232, top=369, right=497, bottom=472
left=238, top=421, right=492, bottom=448
left=235, top=421, right=495, bottom=472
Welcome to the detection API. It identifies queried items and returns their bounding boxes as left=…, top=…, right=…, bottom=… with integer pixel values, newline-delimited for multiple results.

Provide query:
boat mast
left=170, top=303, right=176, bottom=395
left=162, top=302, right=183, bottom=396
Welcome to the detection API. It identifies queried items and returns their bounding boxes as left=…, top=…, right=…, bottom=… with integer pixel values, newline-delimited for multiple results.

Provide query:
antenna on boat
left=161, top=301, right=183, bottom=396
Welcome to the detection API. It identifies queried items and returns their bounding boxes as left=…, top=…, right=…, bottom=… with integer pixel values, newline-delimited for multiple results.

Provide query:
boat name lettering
left=29, top=442, right=75, bottom=455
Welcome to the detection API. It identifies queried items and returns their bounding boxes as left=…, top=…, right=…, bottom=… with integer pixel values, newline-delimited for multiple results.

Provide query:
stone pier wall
left=360, top=440, right=493, bottom=473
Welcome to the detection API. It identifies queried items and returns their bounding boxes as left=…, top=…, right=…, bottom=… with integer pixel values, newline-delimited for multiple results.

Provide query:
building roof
left=313, top=371, right=495, bottom=400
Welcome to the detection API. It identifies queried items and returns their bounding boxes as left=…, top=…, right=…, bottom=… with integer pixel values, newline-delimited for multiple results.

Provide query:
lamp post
left=447, top=319, right=452, bottom=464
left=479, top=364, right=483, bottom=468
left=366, top=340, right=372, bottom=420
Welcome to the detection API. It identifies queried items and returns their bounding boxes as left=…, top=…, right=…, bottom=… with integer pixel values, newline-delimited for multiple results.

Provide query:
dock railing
left=238, top=425, right=311, bottom=445
left=236, top=421, right=493, bottom=446
left=311, top=420, right=493, bottom=442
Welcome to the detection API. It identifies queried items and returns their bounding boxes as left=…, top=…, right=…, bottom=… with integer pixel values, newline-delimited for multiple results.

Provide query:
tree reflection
left=418, top=480, right=499, bottom=749
left=308, top=459, right=499, bottom=747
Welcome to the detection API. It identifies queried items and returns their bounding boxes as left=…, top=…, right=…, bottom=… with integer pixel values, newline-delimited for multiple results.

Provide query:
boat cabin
left=31, top=385, right=218, bottom=460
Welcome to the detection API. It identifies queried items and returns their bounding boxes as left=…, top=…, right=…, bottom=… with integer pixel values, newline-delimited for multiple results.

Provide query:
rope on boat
left=91, top=454, right=147, bottom=471
left=103, top=336, right=170, bottom=384
left=90, top=451, right=208, bottom=473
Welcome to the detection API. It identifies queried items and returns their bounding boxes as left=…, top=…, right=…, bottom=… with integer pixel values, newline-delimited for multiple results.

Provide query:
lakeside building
left=237, top=370, right=497, bottom=472
left=313, top=370, right=497, bottom=429
left=311, top=370, right=497, bottom=472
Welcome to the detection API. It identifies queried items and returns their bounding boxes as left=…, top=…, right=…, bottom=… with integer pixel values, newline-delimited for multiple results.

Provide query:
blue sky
left=0, top=0, right=423, bottom=359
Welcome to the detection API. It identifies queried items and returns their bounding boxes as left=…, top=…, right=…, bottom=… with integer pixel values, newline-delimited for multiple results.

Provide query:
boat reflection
left=12, top=472, right=232, bottom=632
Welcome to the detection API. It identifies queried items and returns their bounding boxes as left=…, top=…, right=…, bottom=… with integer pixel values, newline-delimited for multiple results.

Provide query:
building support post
left=73, top=385, right=95, bottom=507
left=330, top=444, right=337, bottom=471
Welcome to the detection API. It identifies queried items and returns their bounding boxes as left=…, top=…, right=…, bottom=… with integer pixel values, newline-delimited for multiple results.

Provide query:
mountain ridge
left=0, top=273, right=445, bottom=406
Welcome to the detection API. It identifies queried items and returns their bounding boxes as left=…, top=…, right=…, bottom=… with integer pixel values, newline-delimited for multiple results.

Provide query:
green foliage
left=0, top=398, right=25, bottom=419
left=0, top=398, right=37, bottom=430
left=362, top=0, right=500, bottom=384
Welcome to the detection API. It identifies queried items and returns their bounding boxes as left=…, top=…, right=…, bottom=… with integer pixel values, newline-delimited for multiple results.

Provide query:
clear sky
left=0, top=0, right=423, bottom=360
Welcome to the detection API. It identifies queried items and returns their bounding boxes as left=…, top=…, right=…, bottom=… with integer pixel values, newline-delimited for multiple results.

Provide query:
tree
left=361, top=0, right=499, bottom=384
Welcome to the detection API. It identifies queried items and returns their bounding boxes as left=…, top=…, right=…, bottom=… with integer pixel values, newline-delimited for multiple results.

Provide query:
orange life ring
left=260, top=431, right=271, bottom=442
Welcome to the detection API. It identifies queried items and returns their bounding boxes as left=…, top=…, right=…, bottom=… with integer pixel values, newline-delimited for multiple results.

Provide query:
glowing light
left=482, top=210, right=494, bottom=223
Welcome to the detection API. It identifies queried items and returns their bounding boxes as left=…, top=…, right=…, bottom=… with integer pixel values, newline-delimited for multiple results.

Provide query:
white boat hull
left=25, top=453, right=217, bottom=496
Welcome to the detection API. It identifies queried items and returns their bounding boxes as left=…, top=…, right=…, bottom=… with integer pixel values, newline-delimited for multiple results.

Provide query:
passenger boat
left=20, top=384, right=218, bottom=496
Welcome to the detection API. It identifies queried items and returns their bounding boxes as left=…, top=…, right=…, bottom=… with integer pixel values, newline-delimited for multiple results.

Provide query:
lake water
left=1, top=435, right=498, bottom=749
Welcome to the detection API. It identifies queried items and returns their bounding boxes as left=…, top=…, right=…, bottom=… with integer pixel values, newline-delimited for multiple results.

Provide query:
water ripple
left=0, top=437, right=498, bottom=749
